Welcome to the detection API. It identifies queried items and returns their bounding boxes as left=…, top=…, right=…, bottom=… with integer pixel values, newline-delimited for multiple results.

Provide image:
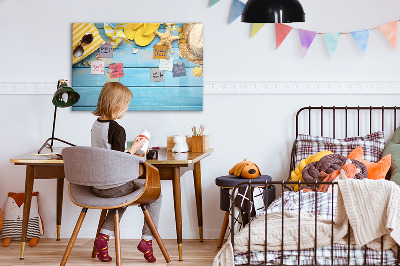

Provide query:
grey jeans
left=92, top=180, right=162, bottom=240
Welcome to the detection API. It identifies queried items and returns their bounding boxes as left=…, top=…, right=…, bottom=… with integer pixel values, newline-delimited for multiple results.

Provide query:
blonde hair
left=93, top=82, right=133, bottom=120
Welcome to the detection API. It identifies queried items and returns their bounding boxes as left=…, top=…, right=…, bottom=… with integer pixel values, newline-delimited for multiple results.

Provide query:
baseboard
left=1, top=81, right=400, bottom=94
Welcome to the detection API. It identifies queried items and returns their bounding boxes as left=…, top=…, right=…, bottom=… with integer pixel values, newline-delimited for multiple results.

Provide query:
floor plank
left=0, top=239, right=221, bottom=265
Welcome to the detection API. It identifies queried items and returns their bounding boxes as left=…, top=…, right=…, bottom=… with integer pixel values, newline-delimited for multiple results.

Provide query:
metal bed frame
left=230, top=106, right=400, bottom=266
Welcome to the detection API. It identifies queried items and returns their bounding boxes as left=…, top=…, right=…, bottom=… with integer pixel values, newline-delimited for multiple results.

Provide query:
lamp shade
left=52, top=84, right=80, bottom=108
left=241, top=0, right=305, bottom=23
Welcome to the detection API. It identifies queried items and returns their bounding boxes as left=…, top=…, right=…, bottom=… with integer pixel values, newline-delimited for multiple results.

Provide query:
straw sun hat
left=179, top=23, right=203, bottom=65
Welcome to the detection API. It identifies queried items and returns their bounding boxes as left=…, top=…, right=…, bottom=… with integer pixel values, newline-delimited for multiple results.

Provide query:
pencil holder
left=191, top=135, right=209, bottom=153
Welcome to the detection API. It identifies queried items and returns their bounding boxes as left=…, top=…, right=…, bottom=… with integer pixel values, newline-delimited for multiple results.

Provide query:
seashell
left=132, top=48, right=139, bottom=54
left=193, top=66, right=203, bottom=77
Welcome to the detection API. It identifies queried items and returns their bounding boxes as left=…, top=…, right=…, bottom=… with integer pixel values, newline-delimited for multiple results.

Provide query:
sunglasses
left=73, top=33, right=94, bottom=58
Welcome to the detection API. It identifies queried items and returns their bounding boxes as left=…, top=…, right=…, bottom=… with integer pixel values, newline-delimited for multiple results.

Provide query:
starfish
left=155, top=23, right=180, bottom=53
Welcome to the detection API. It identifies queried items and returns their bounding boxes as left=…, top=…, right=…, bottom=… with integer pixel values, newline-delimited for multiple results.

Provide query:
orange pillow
left=347, top=146, right=391, bottom=180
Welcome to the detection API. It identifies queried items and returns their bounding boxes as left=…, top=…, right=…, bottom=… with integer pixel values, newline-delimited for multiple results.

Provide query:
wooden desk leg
left=20, top=165, right=35, bottom=259
left=56, top=178, right=64, bottom=241
left=172, top=167, right=183, bottom=261
left=193, top=161, right=203, bottom=242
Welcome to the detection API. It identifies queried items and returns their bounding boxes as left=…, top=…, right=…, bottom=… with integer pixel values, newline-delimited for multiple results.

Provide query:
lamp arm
left=50, top=105, right=57, bottom=148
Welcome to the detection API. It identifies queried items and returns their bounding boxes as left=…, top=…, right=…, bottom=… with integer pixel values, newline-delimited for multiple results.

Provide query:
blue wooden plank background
left=72, top=23, right=203, bottom=111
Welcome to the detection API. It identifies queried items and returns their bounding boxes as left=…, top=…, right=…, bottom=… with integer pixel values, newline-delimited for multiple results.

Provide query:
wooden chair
left=60, top=146, right=171, bottom=265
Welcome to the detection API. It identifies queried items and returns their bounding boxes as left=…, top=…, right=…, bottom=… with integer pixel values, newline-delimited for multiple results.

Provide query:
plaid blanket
left=235, top=244, right=397, bottom=265
left=234, top=191, right=397, bottom=265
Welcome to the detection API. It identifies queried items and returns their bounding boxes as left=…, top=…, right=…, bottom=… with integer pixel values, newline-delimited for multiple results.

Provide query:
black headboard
left=289, top=106, right=400, bottom=179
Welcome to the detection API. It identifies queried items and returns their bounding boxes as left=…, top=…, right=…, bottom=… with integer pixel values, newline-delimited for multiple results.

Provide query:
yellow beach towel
left=72, top=23, right=105, bottom=65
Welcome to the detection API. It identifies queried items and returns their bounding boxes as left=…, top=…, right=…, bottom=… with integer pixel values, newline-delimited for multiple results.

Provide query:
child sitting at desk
left=91, top=82, right=162, bottom=263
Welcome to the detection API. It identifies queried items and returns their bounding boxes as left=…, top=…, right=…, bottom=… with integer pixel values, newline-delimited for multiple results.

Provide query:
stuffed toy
left=172, top=135, right=189, bottom=153
left=348, top=146, right=391, bottom=180
left=1, top=192, right=44, bottom=247
left=289, top=150, right=333, bottom=191
left=229, top=159, right=261, bottom=179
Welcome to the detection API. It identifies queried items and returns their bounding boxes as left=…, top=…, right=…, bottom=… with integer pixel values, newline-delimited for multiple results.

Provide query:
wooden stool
left=215, top=175, right=275, bottom=248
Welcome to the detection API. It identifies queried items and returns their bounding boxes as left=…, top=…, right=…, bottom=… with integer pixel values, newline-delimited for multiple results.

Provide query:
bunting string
left=282, top=20, right=400, bottom=35
left=209, top=0, right=399, bottom=58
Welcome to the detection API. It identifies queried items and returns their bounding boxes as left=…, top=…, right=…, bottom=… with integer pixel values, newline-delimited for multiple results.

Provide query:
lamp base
left=38, top=137, right=76, bottom=154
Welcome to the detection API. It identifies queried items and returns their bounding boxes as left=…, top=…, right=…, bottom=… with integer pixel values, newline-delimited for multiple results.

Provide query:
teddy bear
left=172, top=135, right=189, bottom=153
left=1, top=192, right=43, bottom=247
left=229, top=159, right=261, bottom=179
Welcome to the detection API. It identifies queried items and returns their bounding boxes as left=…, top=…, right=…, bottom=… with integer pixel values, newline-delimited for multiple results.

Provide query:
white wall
left=1, top=0, right=400, bottom=239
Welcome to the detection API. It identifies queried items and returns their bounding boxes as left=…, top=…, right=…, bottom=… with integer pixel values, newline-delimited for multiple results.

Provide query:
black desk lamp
left=241, top=0, right=305, bottom=23
left=38, top=79, right=80, bottom=154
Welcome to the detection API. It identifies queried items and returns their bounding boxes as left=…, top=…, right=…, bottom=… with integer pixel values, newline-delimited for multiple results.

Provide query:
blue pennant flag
left=229, top=0, right=245, bottom=23
left=323, top=33, right=341, bottom=58
left=209, top=0, right=221, bottom=7
left=351, top=29, right=370, bottom=55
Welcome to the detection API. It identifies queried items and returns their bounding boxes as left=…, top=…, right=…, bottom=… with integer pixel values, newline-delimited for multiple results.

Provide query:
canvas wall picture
left=72, top=23, right=203, bottom=111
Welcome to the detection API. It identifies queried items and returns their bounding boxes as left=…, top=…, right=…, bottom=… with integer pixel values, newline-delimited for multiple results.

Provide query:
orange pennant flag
left=378, top=21, right=398, bottom=50
left=275, top=23, right=293, bottom=49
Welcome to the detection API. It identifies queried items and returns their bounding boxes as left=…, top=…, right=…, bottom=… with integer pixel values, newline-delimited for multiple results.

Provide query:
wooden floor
left=0, top=239, right=221, bottom=265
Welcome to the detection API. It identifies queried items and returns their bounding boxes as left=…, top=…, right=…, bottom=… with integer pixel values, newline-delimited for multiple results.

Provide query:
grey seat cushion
left=69, top=180, right=145, bottom=208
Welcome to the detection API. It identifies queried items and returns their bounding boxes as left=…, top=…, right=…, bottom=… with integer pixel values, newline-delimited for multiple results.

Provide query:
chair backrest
left=62, top=146, right=145, bottom=187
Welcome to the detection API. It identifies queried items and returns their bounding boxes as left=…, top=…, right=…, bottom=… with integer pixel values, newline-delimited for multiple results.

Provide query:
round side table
left=215, top=175, right=275, bottom=248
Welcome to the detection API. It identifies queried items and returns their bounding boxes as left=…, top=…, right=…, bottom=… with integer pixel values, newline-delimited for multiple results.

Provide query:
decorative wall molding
left=203, top=81, right=400, bottom=94
left=0, top=83, right=55, bottom=94
left=1, top=81, right=400, bottom=95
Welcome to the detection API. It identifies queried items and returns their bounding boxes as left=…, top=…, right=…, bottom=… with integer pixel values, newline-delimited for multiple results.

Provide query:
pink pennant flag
left=298, top=29, right=317, bottom=58
left=378, top=21, right=398, bottom=50
left=275, top=23, right=293, bottom=49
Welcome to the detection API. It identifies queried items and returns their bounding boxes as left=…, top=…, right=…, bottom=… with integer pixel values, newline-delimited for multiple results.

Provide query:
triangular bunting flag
left=275, top=23, right=292, bottom=49
left=209, top=0, right=220, bottom=7
left=229, top=0, right=245, bottom=24
left=298, top=29, right=317, bottom=58
left=351, top=29, right=370, bottom=55
left=251, top=23, right=266, bottom=38
left=323, top=33, right=341, bottom=58
left=378, top=21, right=397, bottom=50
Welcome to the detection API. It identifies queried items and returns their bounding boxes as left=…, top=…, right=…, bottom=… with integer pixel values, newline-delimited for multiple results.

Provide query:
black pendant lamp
left=242, top=0, right=305, bottom=23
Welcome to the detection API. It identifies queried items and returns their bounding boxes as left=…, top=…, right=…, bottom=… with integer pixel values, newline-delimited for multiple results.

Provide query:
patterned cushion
left=295, top=131, right=385, bottom=166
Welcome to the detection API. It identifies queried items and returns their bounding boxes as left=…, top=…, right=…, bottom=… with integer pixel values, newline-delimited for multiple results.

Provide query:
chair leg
left=114, top=209, right=121, bottom=266
left=141, top=205, right=171, bottom=263
left=92, top=209, right=108, bottom=258
left=60, top=208, right=88, bottom=266
left=217, top=211, right=230, bottom=248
